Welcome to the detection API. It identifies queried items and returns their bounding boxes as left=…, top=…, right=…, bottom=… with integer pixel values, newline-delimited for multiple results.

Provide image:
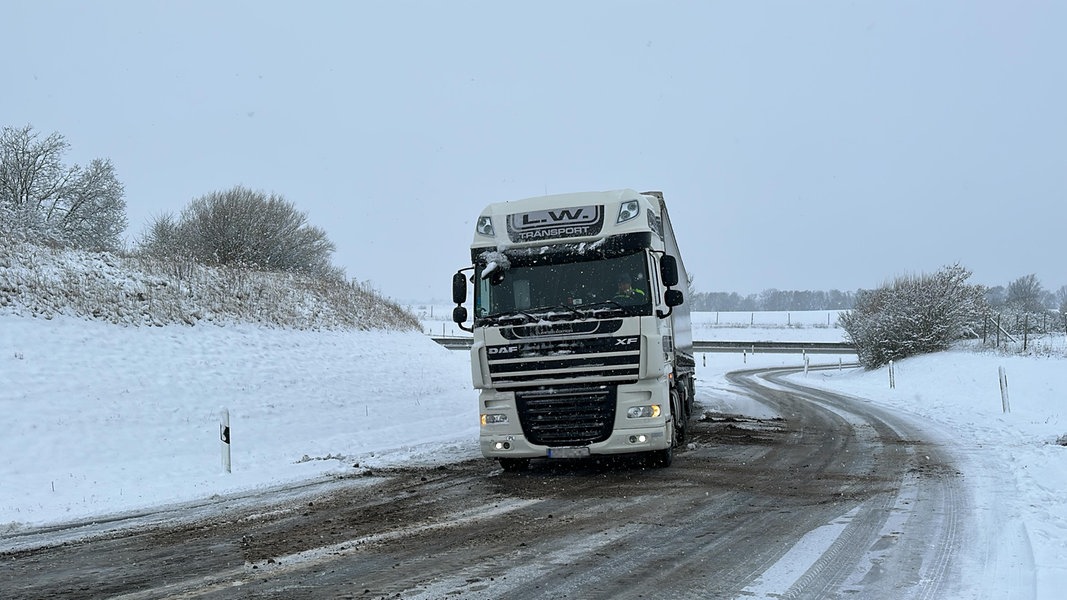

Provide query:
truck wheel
left=499, top=458, right=530, bottom=472
left=672, top=389, right=688, bottom=446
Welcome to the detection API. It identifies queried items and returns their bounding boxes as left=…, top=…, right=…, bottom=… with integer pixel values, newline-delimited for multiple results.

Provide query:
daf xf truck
left=451, top=189, right=694, bottom=470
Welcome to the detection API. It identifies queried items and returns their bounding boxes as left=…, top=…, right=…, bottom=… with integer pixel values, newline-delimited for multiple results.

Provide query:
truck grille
left=485, top=335, right=641, bottom=389
left=515, top=386, right=616, bottom=447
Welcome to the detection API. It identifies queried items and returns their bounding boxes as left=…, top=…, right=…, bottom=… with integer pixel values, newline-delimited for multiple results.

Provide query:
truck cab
left=453, top=190, right=694, bottom=470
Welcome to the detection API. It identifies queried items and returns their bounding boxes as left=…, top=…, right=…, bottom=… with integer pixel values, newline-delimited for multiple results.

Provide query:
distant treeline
left=689, top=290, right=856, bottom=312
left=692, top=273, right=1067, bottom=316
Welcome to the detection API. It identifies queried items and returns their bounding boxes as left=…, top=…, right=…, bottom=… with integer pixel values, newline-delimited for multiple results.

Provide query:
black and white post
left=220, top=408, right=231, bottom=473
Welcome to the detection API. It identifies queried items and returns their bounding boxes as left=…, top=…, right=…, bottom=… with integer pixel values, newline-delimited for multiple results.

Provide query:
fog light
left=626, top=405, right=661, bottom=419
left=493, top=441, right=512, bottom=450
left=628, top=434, right=648, bottom=444
left=481, top=414, right=508, bottom=426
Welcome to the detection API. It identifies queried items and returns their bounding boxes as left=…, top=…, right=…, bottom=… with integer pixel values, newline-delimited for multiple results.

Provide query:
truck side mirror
left=452, top=271, right=467, bottom=304
left=665, top=289, right=684, bottom=308
left=660, top=255, right=679, bottom=288
left=452, top=306, right=468, bottom=325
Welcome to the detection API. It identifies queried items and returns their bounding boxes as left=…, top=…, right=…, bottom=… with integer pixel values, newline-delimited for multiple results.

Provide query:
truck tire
left=672, top=389, right=688, bottom=446
left=499, top=458, right=530, bottom=472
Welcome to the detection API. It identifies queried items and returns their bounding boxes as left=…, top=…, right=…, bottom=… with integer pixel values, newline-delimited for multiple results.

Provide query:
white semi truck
left=451, top=189, right=694, bottom=470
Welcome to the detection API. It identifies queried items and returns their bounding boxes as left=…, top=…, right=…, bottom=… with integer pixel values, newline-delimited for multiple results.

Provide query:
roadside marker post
left=221, top=408, right=231, bottom=473
left=999, top=367, right=1011, bottom=413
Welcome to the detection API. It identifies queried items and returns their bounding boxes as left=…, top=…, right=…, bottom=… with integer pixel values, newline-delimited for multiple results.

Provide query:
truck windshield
left=474, top=251, right=651, bottom=321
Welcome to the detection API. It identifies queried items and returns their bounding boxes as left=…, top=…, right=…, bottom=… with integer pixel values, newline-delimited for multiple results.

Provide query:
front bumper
left=480, top=422, right=671, bottom=459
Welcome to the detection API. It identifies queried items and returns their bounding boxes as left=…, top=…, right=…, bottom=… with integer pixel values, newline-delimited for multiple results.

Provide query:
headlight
left=626, top=405, right=661, bottom=419
left=481, top=413, right=508, bottom=426
left=476, top=215, right=495, bottom=236
left=617, top=200, right=640, bottom=223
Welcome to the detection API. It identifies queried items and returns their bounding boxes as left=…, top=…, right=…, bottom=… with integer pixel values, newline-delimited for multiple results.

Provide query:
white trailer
left=452, top=189, right=694, bottom=470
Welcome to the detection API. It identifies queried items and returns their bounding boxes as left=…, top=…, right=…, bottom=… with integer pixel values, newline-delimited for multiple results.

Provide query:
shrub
left=139, top=186, right=336, bottom=277
left=840, top=263, right=987, bottom=369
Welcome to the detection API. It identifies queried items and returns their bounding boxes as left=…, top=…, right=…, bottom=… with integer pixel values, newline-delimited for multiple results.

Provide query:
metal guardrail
left=432, top=336, right=475, bottom=349
left=431, top=337, right=856, bottom=354
left=693, top=340, right=855, bottom=354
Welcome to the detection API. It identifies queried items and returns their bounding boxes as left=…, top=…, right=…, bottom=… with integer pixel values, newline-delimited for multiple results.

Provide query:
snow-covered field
left=2, top=311, right=1065, bottom=595
left=0, top=317, right=477, bottom=532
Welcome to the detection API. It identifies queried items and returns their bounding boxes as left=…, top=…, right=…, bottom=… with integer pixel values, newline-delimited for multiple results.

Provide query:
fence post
left=889, top=360, right=895, bottom=389
left=220, top=408, right=231, bottom=473
left=999, top=367, right=1011, bottom=413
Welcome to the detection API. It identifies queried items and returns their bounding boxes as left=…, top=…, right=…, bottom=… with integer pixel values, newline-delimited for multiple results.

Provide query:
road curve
left=0, top=365, right=978, bottom=599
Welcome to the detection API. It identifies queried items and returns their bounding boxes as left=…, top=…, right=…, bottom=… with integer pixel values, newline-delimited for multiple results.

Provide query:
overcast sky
left=5, top=1, right=1065, bottom=301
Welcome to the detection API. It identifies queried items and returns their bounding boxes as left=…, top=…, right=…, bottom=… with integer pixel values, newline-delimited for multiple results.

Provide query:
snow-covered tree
left=1055, top=285, right=1067, bottom=316
left=839, top=263, right=987, bottom=369
left=984, top=285, right=1007, bottom=308
left=54, top=158, right=127, bottom=250
left=0, top=125, right=127, bottom=250
left=1005, top=274, right=1045, bottom=313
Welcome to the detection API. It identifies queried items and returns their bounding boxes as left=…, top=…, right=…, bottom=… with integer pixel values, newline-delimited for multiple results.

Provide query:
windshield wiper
left=484, top=310, right=538, bottom=325
left=583, top=299, right=627, bottom=311
left=527, top=304, right=584, bottom=321
left=579, top=300, right=631, bottom=317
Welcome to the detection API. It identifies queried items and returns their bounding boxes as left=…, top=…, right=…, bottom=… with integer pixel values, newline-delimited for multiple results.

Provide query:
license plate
left=546, top=446, right=590, bottom=459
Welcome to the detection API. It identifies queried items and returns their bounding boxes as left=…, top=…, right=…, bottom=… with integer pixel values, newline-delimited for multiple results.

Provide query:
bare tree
left=1005, top=274, right=1045, bottom=313
left=139, top=212, right=187, bottom=257
left=984, top=285, right=1007, bottom=308
left=0, top=124, right=126, bottom=250
left=0, top=125, right=73, bottom=211
left=142, top=186, right=338, bottom=277
left=56, top=158, right=127, bottom=250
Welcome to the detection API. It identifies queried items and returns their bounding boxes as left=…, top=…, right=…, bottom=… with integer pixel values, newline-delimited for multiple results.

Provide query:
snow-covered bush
left=137, top=186, right=336, bottom=278
left=839, top=263, right=987, bottom=369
